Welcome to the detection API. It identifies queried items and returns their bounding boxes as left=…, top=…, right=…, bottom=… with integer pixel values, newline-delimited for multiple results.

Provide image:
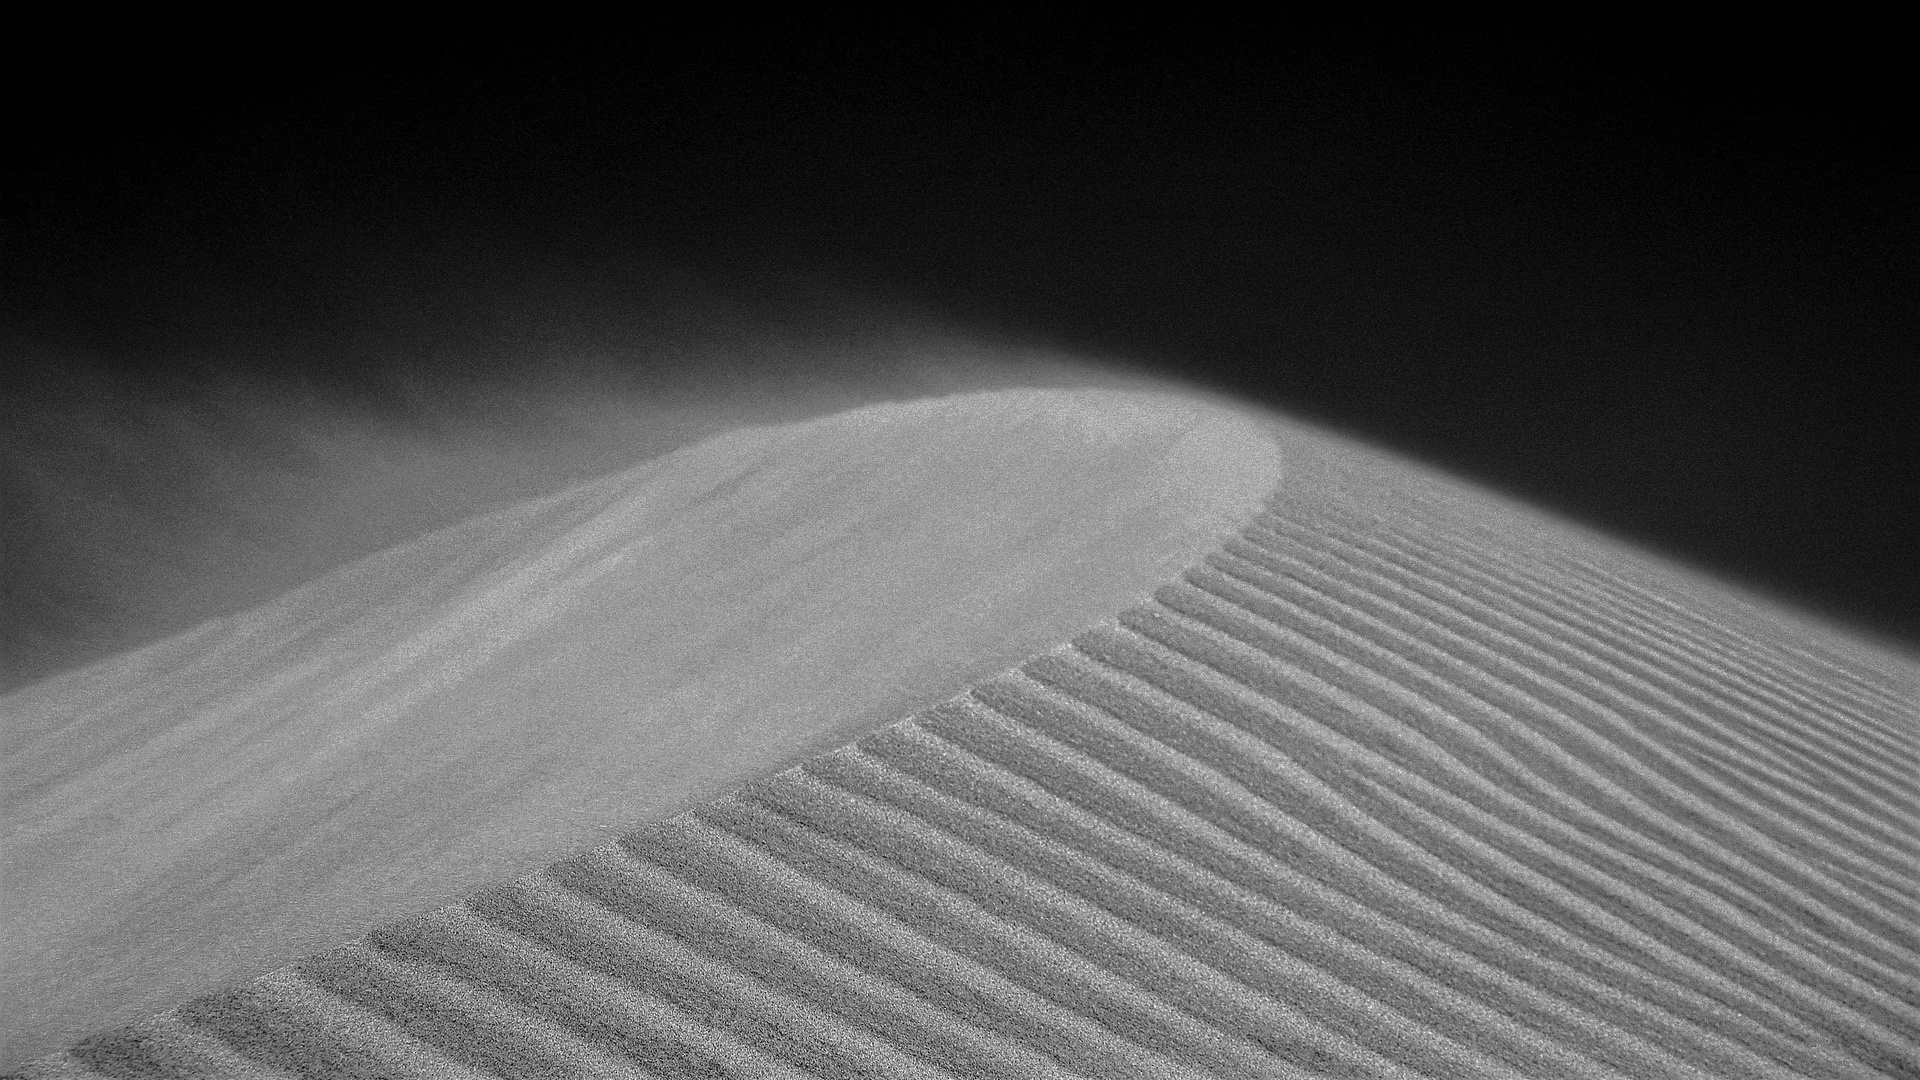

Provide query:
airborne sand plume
left=5, top=388, right=1917, bottom=1078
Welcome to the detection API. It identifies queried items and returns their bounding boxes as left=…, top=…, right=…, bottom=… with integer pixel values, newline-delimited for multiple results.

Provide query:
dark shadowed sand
left=5, top=388, right=1916, bottom=1078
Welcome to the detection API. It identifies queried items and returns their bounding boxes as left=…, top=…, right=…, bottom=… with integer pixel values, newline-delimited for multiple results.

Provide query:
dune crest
left=1, top=387, right=1281, bottom=1067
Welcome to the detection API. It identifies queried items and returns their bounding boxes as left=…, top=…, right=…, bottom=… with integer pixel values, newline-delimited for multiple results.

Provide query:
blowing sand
left=5, top=389, right=1916, bottom=1077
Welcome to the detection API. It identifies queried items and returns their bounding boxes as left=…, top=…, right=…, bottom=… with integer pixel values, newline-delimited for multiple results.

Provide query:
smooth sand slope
left=9, top=391, right=1918, bottom=1078
left=1, top=388, right=1281, bottom=1069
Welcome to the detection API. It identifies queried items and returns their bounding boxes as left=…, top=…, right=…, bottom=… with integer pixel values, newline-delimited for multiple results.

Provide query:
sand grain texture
left=7, top=392, right=1917, bottom=1077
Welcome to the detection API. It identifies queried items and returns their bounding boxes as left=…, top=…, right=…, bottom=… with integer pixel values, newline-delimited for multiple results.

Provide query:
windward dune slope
left=1, top=388, right=1280, bottom=1069
left=8, top=393, right=1918, bottom=1078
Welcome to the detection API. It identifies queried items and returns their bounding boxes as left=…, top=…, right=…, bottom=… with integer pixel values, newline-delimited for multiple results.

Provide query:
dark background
left=5, top=15, right=1915, bottom=688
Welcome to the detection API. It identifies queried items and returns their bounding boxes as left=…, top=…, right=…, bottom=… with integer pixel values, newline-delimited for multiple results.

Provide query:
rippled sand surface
left=7, top=390, right=1915, bottom=1077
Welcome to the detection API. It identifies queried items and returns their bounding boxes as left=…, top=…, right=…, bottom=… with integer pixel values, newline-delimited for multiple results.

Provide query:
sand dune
left=6, top=391, right=1916, bottom=1077
left=1, top=389, right=1279, bottom=1069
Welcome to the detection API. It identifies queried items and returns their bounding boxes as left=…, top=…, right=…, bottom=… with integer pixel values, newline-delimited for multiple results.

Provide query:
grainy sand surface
left=6, top=391, right=1917, bottom=1077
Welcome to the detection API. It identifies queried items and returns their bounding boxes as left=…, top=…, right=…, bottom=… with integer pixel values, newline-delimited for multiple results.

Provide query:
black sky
left=5, top=16, right=1915, bottom=684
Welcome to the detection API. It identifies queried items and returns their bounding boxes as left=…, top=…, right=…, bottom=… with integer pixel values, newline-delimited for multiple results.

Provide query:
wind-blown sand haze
left=4, top=387, right=1916, bottom=1078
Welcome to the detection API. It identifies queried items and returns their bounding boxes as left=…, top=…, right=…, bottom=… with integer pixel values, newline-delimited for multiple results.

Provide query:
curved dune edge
left=12, top=413, right=1920, bottom=1078
left=0, top=387, right=1282, bottom=1067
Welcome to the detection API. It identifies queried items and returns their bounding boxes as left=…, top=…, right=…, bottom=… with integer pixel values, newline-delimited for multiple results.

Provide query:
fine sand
left=0, top=388, right=1279, bottom=1069
left=5, top=388, right=1917, bottom=1077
